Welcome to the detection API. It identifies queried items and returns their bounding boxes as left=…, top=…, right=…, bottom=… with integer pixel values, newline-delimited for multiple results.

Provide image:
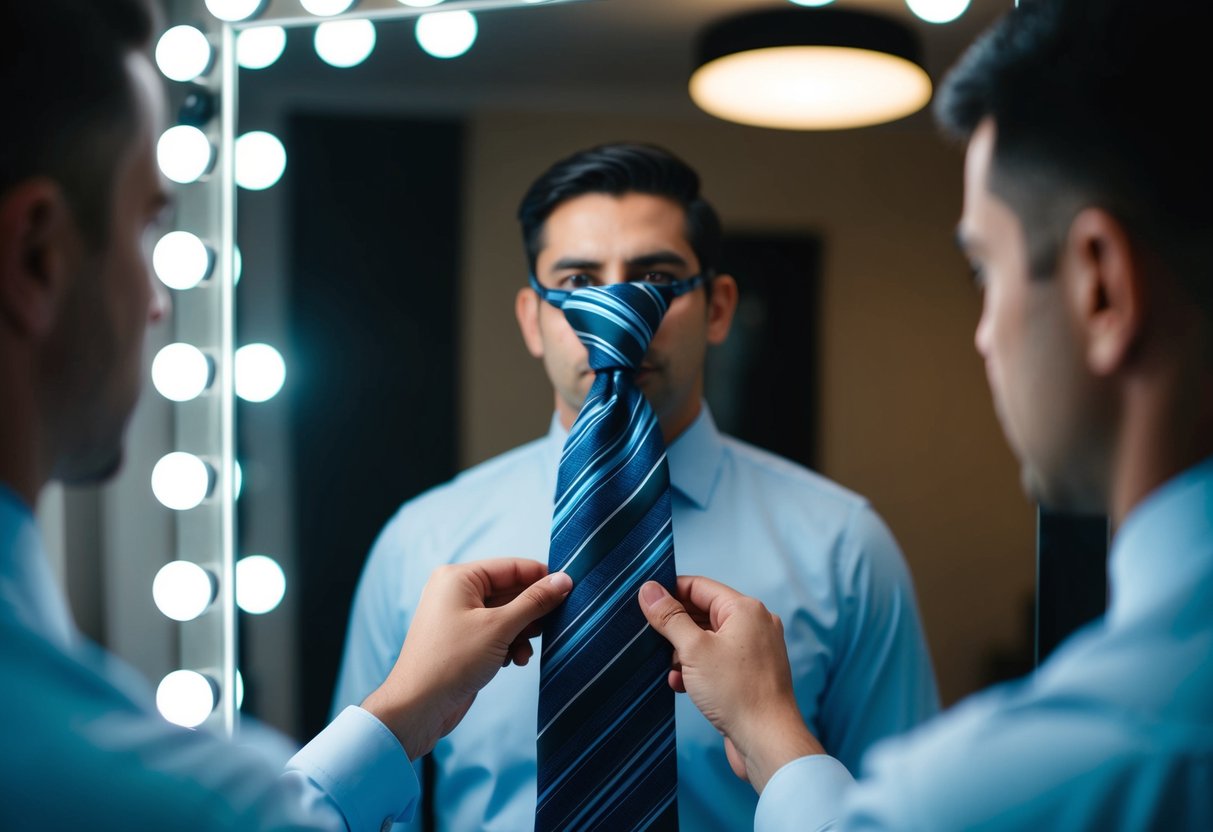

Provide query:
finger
left=493, top=571, right=573, bottom=638
left=724, top=738, right=749, bottom=782
left=668, top=669, right=686, bottom=693
left=638, top=581, right=707, bottom=650
left=676, top=575, right=747, bottom=629
left=470, top=558, right=550, bottom=598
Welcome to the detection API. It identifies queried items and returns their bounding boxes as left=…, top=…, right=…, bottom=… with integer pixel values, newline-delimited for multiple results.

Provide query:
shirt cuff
left=287, top=705, right=419, bottom=831
left=756, top=755, right=855, bottom=832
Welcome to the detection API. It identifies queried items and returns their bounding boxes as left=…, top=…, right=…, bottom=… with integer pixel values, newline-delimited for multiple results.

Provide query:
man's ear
left=515, top=286, right=545, bottom=359
left=0, top=179, right=76, bottom=338
left=705, top=274, right=738, bottom=346
left=1065, top=208, right=1143, bottom=377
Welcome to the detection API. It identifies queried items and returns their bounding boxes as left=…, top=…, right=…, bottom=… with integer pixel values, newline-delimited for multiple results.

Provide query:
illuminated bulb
left=415, top=11, right=477, bottom=59
left=236, top=670, right=245, bottom=709
left=237, top=26, right=286, bottom=70
left=235, top=344, right=286, bottom=402
left=156, top=670, right=217, bottom=728
left=905, top=0, right=970, bottom=24
left=399, top=0, right=443, bottom=6
left=234, top=246, right=244, bottom=285
left=155, top=26, right=212, bottom=82
left=234, top=460, right=244, bottom=500
left=157, top=126, right=214, bottom=184
left=151, top=452, right=213, bottom=511
left=152, top=343, right=213, bottom=402
left=788, top=0, right=835, bottom=5
left=152, top=561, right=216, bottom=622
left=237, top=555, right=286, bottom=614
left=153, top=231, right=213, bottom=290
left=302, top=0, right=355, bottom=14
left=235, top=131, right=287, bottom=191
left=204, top=0, right=265, bottom=21
left=314, top=19, right=376, bottom=68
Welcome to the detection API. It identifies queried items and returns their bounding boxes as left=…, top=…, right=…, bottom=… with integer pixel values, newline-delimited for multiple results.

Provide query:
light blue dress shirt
left=757, top=456, right=1213, bottom=831
left=0, top=483, right=419, bottom=831
left=334, top=406, right=939, bottom=831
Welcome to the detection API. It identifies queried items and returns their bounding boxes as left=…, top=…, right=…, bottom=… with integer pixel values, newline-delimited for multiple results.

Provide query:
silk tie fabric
left=535, top=281, right=680, bottom=831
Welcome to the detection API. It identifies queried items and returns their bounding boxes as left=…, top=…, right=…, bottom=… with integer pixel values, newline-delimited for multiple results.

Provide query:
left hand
left=363, top=559, right=573, bottom=759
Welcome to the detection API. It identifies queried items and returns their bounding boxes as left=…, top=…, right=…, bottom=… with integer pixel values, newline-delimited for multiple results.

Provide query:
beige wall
left=459, top=110, right=1036, bottom=706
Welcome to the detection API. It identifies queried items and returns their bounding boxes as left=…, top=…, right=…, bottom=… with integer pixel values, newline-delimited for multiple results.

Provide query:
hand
left=363, top=559, right=573, bottom=759
left=638, top=576, right=825, bottom=792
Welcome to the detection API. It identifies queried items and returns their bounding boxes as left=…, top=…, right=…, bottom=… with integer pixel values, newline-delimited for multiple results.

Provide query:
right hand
left=363, top=559, right=572, bottom=760
left=638, top=576, right=825, bottom=792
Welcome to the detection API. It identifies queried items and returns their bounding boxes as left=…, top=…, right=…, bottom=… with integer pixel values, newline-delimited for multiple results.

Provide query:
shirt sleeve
left=755, top=755, right=854, bottom=832
left=815, top=504, right=940, bottom=771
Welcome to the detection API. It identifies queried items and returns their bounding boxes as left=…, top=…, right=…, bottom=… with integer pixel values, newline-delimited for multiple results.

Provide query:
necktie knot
left=561, top=283, right=669, bottom=372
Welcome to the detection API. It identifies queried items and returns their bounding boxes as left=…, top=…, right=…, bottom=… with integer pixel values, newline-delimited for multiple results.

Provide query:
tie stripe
left=537, top=283, right=680, bottom=832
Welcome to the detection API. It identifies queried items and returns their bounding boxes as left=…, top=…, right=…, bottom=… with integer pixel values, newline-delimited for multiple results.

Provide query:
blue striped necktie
left=535, top=280, right=682, bottom=832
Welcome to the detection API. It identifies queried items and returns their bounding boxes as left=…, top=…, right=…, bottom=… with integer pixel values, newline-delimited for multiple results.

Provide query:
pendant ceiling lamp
left=690, top=7, right=933, bottom=130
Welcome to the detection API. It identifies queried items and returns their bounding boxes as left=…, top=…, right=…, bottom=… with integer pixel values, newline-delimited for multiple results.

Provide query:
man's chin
left=56, top=448, right=125, bottom=487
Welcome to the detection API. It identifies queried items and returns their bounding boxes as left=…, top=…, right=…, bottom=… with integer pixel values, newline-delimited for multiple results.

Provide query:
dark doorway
left=285, top=113, right=463, bottom=739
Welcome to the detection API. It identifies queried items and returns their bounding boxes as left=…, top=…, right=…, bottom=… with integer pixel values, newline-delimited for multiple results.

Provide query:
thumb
left=639, top=581, right=705, bottom=650
left=494, top=571, right=573, bottom=638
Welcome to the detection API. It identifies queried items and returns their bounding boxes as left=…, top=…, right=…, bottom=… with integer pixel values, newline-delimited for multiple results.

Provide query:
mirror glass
left=215, top=0, right=1031, bottom=743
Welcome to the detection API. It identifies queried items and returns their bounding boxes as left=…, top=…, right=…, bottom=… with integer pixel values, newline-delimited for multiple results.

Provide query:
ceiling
left=237, top=0, right=1013, bottom=130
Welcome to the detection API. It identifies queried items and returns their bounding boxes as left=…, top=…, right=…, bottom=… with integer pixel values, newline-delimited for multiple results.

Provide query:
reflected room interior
left=40, top=0, right=1091, bottom=750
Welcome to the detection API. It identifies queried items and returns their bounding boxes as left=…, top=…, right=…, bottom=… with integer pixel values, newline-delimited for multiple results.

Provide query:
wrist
left=362, top=681, right=436, bottom=761
left=737, top=702, right=824, bottom=793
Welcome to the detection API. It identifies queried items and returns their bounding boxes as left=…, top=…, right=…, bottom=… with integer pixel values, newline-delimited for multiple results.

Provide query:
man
left=333, top=143, right=939, bottom=830
left=639, top=1, right=1213, bottom=828
left=0, top=2, right=572, bottom=828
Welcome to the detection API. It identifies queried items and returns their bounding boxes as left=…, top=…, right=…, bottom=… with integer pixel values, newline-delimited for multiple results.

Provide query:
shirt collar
left=0, top=483, right=77, bottom=649
left=1108, top=455, right=1213, bottom=627
left=544, top=402, right=726, bottom=510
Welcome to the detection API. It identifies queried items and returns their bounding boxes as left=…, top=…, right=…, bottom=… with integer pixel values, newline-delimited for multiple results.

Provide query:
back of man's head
left=935, top=0, right=1211, bottom=316
left=0, top=0, right=155, bottom=248
left=517, top=143, right=723, bottom=278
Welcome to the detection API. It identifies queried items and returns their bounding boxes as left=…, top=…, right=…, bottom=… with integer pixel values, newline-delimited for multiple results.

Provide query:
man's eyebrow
left=626, top=251, right=689, bottom=269
left=549, top=257, right=602, bottom=273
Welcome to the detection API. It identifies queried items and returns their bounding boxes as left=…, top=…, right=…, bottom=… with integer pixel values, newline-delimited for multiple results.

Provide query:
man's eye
left=560, top=273, right=595, bottom=289
left=635, top=272, right=675, bottom=286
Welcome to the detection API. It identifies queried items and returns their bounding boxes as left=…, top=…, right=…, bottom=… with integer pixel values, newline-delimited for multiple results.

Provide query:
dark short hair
left=517, top=143, right=723, bottom=281
left=935, top=0, right=1211, bottom=312
left=0, top=0, right=155, bottom=247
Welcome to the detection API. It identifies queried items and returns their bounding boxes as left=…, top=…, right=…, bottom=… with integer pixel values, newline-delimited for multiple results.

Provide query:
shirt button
left=379, top=819, right=393, bottom=832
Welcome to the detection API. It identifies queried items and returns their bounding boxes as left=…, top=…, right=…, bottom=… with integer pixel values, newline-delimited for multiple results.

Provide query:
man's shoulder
left=386, top=435, right=552, bottom=528
left=716, top=433, right=870, bottom=514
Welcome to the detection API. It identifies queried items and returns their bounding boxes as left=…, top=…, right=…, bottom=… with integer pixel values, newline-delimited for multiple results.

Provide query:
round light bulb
left=152, top=561, right=216, bottom=622
left=235, top=131, right=287, bottom=191
left=151, top=452, right=213, bottom=511
left=236, top=670, right=245, bottom=709
left=314, top=19, right=376, bottom=68
left=152, top=343, right=213, bottom=402
left=153, top=231, right=213, bottom=290
left=415, top=11, right=477, bottom=59
left=234, top=246, right=244, bottom=285
left=301, top=0, right=355, bottom=15
left=155, top=26, right=213, bottom=82
left=204, top=0, right=266, bottom=21
left=157, top=126, right=214, bottom=184
left=236, top=555, right=286, bottom=615
left=156, top=670, right=217, bottom=728
left=234, top=460, right=244, bottom=500
left=237, top=25, right=287, bottom=70
left=398, top=0, right=444, bottom=6
left=235, top=344, right=286, bottom=403
left=905, top=0, right=970, bottom=24
left=788, top=0, right=836, bottom=6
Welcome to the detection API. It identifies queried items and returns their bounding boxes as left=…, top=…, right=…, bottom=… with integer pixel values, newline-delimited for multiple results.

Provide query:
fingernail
left=639, top=581, right=667, bottom=607
left=547, top=572, right=573, bottom=593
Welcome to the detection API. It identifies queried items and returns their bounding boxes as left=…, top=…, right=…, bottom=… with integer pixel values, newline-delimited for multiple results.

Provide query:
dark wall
left=285, top=113, right=463, bottom=739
